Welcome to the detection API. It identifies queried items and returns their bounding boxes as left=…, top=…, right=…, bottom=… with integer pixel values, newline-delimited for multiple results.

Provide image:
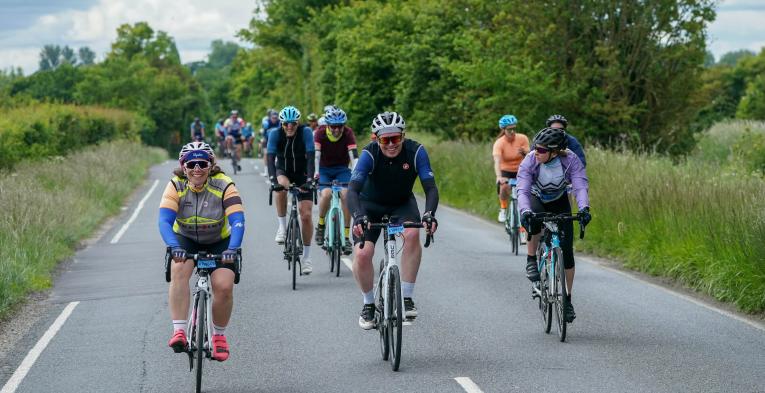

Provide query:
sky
left=0, top=0, right=764, bottom=74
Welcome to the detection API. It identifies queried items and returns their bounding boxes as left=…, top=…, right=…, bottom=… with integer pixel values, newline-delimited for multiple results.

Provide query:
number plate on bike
left=197, top=259, right=217, bottom=269
left=331, top=185, right=343, bottom=192
left=388, top=225, right=404, bottom=235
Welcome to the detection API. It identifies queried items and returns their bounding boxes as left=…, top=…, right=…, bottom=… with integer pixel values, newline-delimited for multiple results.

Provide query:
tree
left=39, top=45, right=62, bottom=71
left=718, top=49, right=755, bottom=67
left=78, top=47, right=96, bottom=65
left=109, top=22, right=180, bottom=67
left=207, top=40, right=240, bottom=69
left=61, top=46, right=77, bottom=65
left=704, top=51, right=715, bottom=67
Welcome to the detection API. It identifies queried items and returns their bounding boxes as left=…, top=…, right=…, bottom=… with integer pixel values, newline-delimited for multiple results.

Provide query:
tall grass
left=0, top=141, right=166, bottom=318
left=413, top=129, right=765, bottom=313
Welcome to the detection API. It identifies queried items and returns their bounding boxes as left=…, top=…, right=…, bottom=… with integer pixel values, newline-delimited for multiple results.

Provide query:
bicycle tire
left=195, top=294, right=206, bottom=393
left=554, top=247, right=567, bottom=342
left=539, top=246, right=552, bottom=334
left=388, top=265, right=403, bottom=371
left=291, top=215, right=298, bottom=290
left=510, top=199, right=520, bottom=255
left=333, top=212, right=341, bottom=277
left=378, top=259, right=389, bottom=361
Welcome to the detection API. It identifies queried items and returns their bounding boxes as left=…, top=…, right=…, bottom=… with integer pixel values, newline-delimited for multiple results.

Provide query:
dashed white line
left=341, top=257, right=353, bottom=271
left=454, top=377, right=484, bottom=393
left=1, top=302, right=79, bottom=393
left=110, top=179, right=159, bottom=244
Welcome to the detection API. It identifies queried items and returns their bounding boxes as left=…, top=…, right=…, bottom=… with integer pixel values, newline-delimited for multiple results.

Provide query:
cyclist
left=543, top=114, right=586, bottom=167
left=190, top=117, right=205, bottom=142
left=313, top=106, right=358, bottom=255
left=243, top=122, right=254, bottom=156
left=348, top=111, right=439, bottom=329
left=215, top=118, right=226, bottom=157
left=158, top=141, right=245, bottom=362
left=261, top=109, right=280, bottom=176
left=306, top=113, right=319, bottom=133
left=517, top=127, right=591, bottom=323
left=267, top=106, right=317, bottom=274
left=224, top=110, right=246, bottom=170
left=492, top=114, right=530, bottom=242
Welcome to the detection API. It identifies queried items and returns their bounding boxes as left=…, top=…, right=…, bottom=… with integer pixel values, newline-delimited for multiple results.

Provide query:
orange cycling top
left=492, top=133, right=530, bottom=172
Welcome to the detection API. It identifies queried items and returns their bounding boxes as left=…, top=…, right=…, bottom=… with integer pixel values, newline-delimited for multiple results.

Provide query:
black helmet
left=533, top=127, right=568, bottom=150
left=545, top=114, right=568, bottom=128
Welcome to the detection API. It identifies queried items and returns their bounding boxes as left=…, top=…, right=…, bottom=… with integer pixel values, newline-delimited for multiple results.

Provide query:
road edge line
left=454, top=377, right=484, bottom=393
left=110, top=179, right=160, bottom=244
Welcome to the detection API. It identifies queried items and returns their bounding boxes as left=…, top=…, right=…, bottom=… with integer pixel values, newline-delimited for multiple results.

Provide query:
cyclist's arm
left=266, top=129, right=280, bottom=183
left=415, top=146, right=439, bottom=215
left=223, top=184, right=245, bottom=248
left=565, top=154, right=590, bottom=210
left=347, top=150, right=373, bottom=216
left=158, top=182, right=180, bottom=247
left=516, top=154, right=535, bottom=214
left=567, top=135, right=586, bottom=168
left=347, top=128, right=359, bottom=169
left=314, top=133, right=322, bottom=175
left=492, top=139, right=503, bottom=178
left=303, top=127, right=316, bottom=179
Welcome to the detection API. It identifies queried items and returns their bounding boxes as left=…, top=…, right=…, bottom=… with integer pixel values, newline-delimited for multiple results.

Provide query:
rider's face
left=283, top=121, right=298, bottom=137
left=378, top=132, right=404, bottom=158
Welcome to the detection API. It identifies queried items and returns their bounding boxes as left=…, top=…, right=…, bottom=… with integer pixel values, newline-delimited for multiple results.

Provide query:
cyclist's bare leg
left=211, top=268, right=235, bottom=327
left=169, top=259, right=195, bottom=320
left=340, top=189, right=352, bottom=227
left=353, top=241, right=375, bottom=292
left=318, top=188, right=332, bottom=219
left=299, top=200, right=313, bottom=246
left=565, top=267, right=574, bottom=295
left=499, top=182, right=510, bottom=204
left=235, top=143, right=242, bottom=161
left=400, top=228, right=422, bottom=283
left=527, top=233, right=542, bottom=255
left=275, top=175, right=290, bottom=217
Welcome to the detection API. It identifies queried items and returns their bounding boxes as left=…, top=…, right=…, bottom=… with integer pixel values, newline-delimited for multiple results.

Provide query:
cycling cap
left=307, top=113, right=318, bottom=121
left=371, top=111, right=406, bottom=135
left=546, top=114, right=568, bottom=128
left=179, top=141, right=216, bottom=163
left=325, top=107, right=347, bottom=126
left=533, top=127, right=568, bottom=150
left=279, top=106, right=301, bottom=123
left=499, top=115, right=518, bottom=128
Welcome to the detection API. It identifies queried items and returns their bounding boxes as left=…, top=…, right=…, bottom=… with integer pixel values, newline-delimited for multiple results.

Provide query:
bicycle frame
left=188, top=268, right=214, bottom=360
left=375, top=223, right=405, bottom=324
left=322, top=181, right=348, bottom=251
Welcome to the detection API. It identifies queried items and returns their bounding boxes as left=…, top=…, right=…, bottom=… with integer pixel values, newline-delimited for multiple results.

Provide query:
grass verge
left=0, top=140, right=166, bottom=319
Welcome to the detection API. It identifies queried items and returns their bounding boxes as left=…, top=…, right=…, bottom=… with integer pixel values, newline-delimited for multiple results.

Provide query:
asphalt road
left=1, top=158, right=763, bottom=393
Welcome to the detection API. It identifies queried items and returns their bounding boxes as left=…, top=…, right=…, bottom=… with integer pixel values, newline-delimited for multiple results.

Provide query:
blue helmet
left=279, top=106, right=301, bottom=123
left=498, top=115, right=518, bottom=128
left=325, top=107, right=347, bottom=125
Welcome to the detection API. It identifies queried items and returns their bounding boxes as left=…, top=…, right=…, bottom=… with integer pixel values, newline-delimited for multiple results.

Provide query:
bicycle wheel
left=510, top=200, right=519, bottom=255
left=195, top=294, right=206, bottom=393
left=332, top=212, right=341, bottom=277
left=553, top=247, right=567, bottom=342
left=538, top=245, right=552, bottom=334
left=378, top=260, right=389, bottom=361
left=291, top=216, right=298, bottom=290
left=388, top=265, right=403, bottom=371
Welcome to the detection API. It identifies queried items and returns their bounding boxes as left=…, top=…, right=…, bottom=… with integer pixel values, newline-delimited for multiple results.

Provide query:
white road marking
left=342, top=257, right=353, bottom=271
left=110, top=179, right=159, bottom=244
left=1, top=302, right=79, bottom=393
left=454, top=377, right=484, bottom=393
left=402, top=321, right=412, bottom=326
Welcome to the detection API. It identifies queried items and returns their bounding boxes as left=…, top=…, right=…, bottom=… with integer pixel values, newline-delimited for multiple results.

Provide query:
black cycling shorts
left=175, top=234, right=237, bottom=273
left=496, top=171, right=517, bottom=194
left=275, top=169, right=313, bottom=201
left=527, top=194, right=576, bottom=269
left=353, top=195, right=420, bottom=245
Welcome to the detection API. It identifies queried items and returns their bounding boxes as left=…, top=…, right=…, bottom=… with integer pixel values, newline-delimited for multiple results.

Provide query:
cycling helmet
left=318, top=116, right=327, bottom=126
left=371, top=111, right=406, bottom=135
left=323, top=104, right=337, bottom=114
left=533, top=127, right=568, bottom=150
left=179, top=141, right=216, bottom=163
left=325, top=107, right=347, bottom=126
left=498, top=115, right=518, bottom=128
left=267, top=108, right=277, bottom=116
left=546, top=114, right=568, bottom=128
left=279, top=106, right=301, bottom=123
left=230, top=110, right=239, bottom=116
left=307, top=113, right=318, bottom=121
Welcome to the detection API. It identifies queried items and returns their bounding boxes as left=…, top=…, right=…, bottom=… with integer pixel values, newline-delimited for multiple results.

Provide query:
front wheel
left=195, top=294, right=206, bottom=393
left=332, top=212, right=342, bottom=277
left=377, top=260, right=389, bottom=361
left=553, top=247, right=568, bottom=342
left=388, top=265, right=403, bottom=371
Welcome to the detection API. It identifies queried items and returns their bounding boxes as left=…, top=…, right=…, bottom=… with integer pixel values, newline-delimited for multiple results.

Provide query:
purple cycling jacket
left=517, top=151, right=590, bottom=213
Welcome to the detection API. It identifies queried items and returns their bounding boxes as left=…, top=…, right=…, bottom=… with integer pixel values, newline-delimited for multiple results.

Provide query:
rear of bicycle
left=503, top=179, right=521, bottom=255
left=319, top=181, right=349, bottom=276
left=270, top=184, right=311, bottom=289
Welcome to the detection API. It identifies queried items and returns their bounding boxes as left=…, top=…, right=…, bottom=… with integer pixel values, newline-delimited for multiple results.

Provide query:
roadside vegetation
left=0, top=141, right=166, bottom=319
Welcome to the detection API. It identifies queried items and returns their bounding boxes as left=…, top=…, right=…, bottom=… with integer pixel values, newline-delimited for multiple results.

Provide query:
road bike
left=318, top=180, right=350, bottom=276
left=528, top=212, right=585, bottom=342
left=164, top=248, right=241, bottom=393
left=360, top=216, right=433, bottom=371
left=502, top=178, right=521, bottom=255
left=270, top=183, right=314, bottom=290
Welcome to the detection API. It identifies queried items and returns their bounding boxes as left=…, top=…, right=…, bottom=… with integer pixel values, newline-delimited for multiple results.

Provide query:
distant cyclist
left=306, top=113, right=319, bottom=133
left=518, top=127, right=591, bottom=323
left=260, top=109, right=280, bottom=176
left=215, top=118, right=227, bottom=157
left=224, top=110, right=246, bottom=170
left=159, top=141, right=245, bottom=362
left=313, top=106, right=358, bottom=255
left=348, top=111, right=439, bottom=329
left=492, top=115, right=529, bottom=244
left=267, top=106, right=317, bottom=274
left=541, top=114, right=586, bottom=167
left=189, top=117, right=205, bottom=142
left=243, top=122, right=254, bottom=156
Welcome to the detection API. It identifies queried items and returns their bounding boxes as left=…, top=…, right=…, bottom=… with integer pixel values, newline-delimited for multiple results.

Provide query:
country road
left=1, top=158, right=763, bottom=393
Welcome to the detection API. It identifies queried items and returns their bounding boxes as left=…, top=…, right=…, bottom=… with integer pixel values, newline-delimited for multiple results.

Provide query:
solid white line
left=454, top=377, right=484, bottom=393
left=342, top=257, right=353, bottom=271
left=1, top=302, right=79, bottom=393
left=110, top=179, right=160, bottom=244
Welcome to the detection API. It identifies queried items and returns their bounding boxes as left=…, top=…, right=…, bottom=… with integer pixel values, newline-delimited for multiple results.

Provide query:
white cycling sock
left=277, top=216, right=287, bottom=230
left=363, top=290, right=375, bottom=305
left=213, top=324, right=226, bottom=336
left=302, top=245, right=311, bottom=259
left=173, top=320, right=187, bottom=333
left=402, top=281, right=415, bottom=298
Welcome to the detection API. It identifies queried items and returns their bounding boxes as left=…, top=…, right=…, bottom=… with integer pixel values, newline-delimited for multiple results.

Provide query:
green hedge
left=0, top=104, right=152, bottom=169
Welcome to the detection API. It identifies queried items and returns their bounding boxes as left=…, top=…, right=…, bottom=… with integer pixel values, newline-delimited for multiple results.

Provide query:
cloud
left=0, top=0, right=257, bottom=73
left=708, top=8, right=765, bottom=58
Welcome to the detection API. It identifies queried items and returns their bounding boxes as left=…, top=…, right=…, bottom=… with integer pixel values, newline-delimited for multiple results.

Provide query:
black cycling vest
left=361, top=139, right=422, bottom=205
left=274, top=125, right=310, bottom=174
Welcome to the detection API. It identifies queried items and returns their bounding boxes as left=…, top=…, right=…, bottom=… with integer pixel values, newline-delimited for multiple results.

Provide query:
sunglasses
left=503, top=127, right=517, bottom=132
left=284, top=121, right=297, bottom=126
left=330, top=125, right=344, bottom=131
left=184, top=160, right=211, bottom=169
left=535, top=146, right=550, bottom=154
left=378, top=134, right=403, bottom=145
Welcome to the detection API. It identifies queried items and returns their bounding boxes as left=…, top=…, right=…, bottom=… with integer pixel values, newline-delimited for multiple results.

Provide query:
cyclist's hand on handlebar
left=352, top=214, right=369, bottom=238
left=299, top=180, right=315, bottom=192
left=579, top=207, right=592, bottom=226
left=222, top=248, right=238, bottom=263
left=421, top=211, right=438, bottom=235
left=171, top=247, right=187, bottom=263
left=496, top=176, right=507, bottom=185
left=271, top=180, right=284, bottom=192
left=520, top=210, right=533, bottom=232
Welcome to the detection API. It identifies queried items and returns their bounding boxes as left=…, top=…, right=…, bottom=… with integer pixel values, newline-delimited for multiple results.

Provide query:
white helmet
left=179, top=141, right=216, bottom=163
left=318, top=116, right=327, bottom=126
left=371, top=111, right=405, bottom=135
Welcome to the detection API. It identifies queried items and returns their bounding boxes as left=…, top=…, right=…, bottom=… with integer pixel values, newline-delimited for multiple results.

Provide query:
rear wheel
left=388, top=265, right=403, bottom=371
left=195, top=294, right=206, bottom=393
left=510, top=199, right=520, bottom=255
left=333, top=212, right=341, bottom=277
left=554, top=247, right=567, bottom=342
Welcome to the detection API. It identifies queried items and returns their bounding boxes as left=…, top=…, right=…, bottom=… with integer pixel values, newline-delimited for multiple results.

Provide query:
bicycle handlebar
left=358, top=222, right=433, bottom=249
left=524, top=212, right=587, bottom=241
left=164, top=248, right=242, bottom=284
left=269, top=183, right=315, bottom=206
